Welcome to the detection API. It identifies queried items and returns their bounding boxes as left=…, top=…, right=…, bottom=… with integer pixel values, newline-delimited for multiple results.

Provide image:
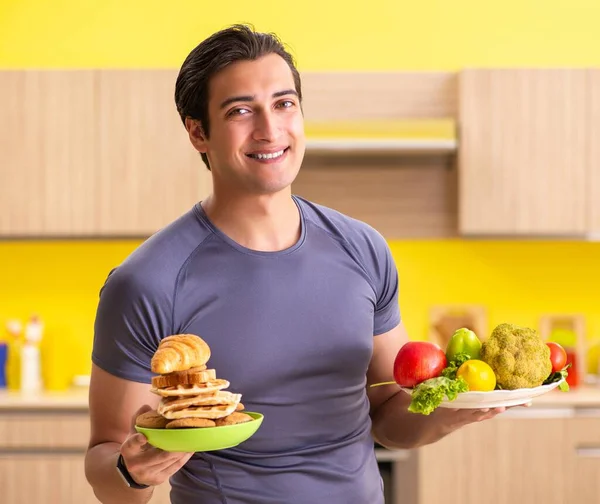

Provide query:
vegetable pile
left=373, top=324, right=570, bottom=415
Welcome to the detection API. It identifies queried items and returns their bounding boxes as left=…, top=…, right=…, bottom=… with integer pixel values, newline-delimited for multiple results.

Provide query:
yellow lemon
left=456, top=359, right=496, bottom=392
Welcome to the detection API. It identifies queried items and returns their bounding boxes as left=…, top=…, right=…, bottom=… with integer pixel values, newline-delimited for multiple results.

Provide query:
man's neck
left=201, top=190, right=301, bottom=252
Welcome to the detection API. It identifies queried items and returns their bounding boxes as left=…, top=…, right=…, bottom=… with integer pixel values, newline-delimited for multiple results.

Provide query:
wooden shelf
left=304, top=119, right=457, bottom=155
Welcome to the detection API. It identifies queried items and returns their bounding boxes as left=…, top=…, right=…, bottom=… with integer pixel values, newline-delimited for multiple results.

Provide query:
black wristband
left=116, top=453, right=150, bottom=490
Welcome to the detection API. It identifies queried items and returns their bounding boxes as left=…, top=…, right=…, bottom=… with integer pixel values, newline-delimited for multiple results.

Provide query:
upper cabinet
left=95, top=71, right=210, bottom=236
left=0, top=71, right=97, bottom=236
left=589, top=69, right=600, bottom=237
left=0, top=70, right=210, bottom=238
left=458, top=69, right=590, bottom=236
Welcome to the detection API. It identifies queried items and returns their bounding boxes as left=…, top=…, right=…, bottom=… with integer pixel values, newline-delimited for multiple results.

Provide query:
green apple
left=446, top=328, right=482, bottom=362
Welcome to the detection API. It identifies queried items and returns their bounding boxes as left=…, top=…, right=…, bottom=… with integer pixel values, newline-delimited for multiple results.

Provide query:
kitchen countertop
left=0, top=388, right=90, bottom=410
left=1, top=385, right=600, bottom=411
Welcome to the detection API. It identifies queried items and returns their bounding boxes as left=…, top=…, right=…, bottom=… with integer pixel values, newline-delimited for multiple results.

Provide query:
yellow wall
left=1, top=240, right=599, bottom=390
left=2, top=1, right=600, bottom=389
left=1, top=0, right=600, bottom=70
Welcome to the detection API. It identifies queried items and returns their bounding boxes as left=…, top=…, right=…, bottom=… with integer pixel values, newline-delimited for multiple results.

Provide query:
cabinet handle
left=575, top=447, right=600, bottom=458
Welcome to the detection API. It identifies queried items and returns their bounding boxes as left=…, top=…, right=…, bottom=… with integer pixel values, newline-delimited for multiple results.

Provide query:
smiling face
left=187, top=53, right=306, bottom=197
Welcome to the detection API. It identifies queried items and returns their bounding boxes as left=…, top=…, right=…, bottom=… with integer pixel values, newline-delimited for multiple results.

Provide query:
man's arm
left=85, top=364, right=193, bottom=504
left=367, top=323, right=503, bottom=450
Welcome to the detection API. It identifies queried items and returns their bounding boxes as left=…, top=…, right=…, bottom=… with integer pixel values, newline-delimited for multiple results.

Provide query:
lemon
left=456, top=359, right=496, bottom=392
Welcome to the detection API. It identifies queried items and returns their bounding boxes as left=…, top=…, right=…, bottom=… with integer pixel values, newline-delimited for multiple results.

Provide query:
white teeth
left=251, top=149, right=285, bottom=160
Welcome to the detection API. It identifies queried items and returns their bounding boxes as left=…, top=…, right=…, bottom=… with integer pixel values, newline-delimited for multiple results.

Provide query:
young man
left=85, top=24, right=504, bottom=504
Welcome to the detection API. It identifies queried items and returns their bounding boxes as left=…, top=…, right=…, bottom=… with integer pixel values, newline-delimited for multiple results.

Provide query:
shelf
left=304, top=119, right=457, bottom=155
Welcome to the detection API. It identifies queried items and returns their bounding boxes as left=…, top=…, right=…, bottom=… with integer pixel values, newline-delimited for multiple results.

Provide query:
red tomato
left=393, top=341, right=447, bottom=387
left=546, top=342, right=567, bottom=373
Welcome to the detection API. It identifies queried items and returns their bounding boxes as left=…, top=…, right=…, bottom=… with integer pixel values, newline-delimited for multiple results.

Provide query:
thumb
left=130, top=404, right=153, bottom=433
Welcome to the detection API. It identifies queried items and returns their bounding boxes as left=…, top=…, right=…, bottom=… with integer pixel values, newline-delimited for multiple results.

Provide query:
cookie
left=166, top=418, right=216, bottom=429
left=135, top=410, right=170, bottom=429
left=235, top=402, right=245, bottom=411
left=215, top=412, right=253, bottom=426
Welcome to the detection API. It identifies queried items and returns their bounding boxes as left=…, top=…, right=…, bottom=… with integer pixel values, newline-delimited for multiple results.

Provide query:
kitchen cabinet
left=590, top=69, right=600, bottom=237
left=94, top=71, right=210, bottom=236
left=414, top=416, right=568, bottom=504
left=0, top=71, right=98, bottom=236
left=0, top=70, right=210, bottom=237
left=0, top=408, right=171, bottom=504
left=458, top=69, right=589, bottom=236
left=395, top=408, right=600, bottom=504
left=565, top=415, right=600, bottom=503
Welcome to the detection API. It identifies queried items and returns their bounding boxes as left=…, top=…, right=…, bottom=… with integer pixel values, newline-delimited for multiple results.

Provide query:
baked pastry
left=151, top=334, right=211, bottom=374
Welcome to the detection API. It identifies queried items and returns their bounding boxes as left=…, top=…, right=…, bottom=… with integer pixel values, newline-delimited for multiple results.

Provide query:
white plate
left=401, top=379, right=565, bottom=409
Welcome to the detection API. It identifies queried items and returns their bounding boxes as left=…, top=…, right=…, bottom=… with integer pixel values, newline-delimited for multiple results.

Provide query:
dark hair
left=175, top=24, right=303, bottom=170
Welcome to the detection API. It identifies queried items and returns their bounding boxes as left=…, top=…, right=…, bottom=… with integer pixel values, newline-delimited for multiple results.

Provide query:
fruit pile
left=378, top=323, right=570, bottom=415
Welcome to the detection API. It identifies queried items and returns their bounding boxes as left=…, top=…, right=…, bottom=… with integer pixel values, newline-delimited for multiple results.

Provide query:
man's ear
left=185, top=118, right=208, bottom=154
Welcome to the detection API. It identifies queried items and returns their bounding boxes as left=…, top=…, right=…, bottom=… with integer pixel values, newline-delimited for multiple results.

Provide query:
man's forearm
left=370, top=391, right=454, bottom=450
left=85, top=442, right=154, bottom=504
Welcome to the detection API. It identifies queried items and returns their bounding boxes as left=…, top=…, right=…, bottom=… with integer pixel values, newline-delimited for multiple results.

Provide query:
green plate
left=135, top=412, right=264, bottom=452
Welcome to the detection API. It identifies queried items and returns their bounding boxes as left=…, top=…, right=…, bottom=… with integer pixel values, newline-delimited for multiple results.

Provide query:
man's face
left=194, top=53, right=305, bottom=196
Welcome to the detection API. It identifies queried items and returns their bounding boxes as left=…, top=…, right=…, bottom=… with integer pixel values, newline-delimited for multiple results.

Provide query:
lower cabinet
left=390, top=409, right=600, bottom=504
left=1, top=407, right=598, bottom=504
left=0, top=409, right=171, bottom=504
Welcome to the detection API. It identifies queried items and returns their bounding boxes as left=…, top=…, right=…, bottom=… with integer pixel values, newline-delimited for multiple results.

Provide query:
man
left=85, top=24, right=504, bottom=504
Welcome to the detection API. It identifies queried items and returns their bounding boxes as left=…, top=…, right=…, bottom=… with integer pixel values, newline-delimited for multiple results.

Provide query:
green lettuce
left=542, top=363, right=571, bottom=392
left=408, top=376, right=469, bottom=415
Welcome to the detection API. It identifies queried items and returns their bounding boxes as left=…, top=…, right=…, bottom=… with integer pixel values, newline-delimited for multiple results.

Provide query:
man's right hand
left=119, top=406, right=195, bottom=487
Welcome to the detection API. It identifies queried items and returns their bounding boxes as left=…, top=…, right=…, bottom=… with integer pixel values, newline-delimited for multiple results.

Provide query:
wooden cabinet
left=590, top=70, right=600, bottom=237
left=565, top=415, right=600, bottom=503
left=0, top=409, right=171, bottom=504
left=414, top=416, right=568, bottom=504
left=393, top=410, right=600, bottom=504
left=0, top=70, right=210, bottom=238
left=95, top=71, right=210, bottom=236
left=458, top=69, right=589, bottom=236
left=0, top=71, right=97, bottom=236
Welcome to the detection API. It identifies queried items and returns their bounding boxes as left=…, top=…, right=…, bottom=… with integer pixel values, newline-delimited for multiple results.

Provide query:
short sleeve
left=91, top=267, right=174, bottom=383
left=371, top=235, right=401, bottom=336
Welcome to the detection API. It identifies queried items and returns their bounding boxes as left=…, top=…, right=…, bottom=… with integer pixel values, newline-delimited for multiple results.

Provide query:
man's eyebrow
left=219, top=89, right=298, bottom=109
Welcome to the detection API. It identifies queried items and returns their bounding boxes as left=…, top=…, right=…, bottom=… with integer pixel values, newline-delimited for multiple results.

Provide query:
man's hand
left=120, top=405, right=195, bottom=487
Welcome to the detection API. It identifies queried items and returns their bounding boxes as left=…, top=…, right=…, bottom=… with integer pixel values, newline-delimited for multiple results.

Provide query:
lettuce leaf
left=441, top=353, right=470, bottom=379
left=542, top=363, right=571, bottom=392
left=408, top=376, right=469, bottom=415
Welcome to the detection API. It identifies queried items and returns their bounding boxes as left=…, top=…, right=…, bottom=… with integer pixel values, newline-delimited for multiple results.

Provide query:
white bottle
left=20, top=316, right=43, bottom=394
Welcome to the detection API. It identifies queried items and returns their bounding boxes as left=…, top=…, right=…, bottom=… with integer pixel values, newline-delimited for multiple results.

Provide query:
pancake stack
left=136, top=334, right=252, bottom=429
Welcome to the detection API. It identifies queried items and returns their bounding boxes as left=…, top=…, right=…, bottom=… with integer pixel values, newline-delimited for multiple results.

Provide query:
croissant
left=151, top=334, right=211, bottom=374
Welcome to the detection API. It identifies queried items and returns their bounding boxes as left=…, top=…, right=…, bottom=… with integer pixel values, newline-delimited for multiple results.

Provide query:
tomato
left=547, top=342, right=567, bottom=373
left=393, top=341, right=447, bottom=388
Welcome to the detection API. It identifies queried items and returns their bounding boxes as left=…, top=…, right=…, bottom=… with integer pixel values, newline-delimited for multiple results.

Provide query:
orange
left=456, top=359, right=496, bottom=392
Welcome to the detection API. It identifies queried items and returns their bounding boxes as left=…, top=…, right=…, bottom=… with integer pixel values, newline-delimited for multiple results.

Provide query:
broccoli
left=480, top=323, right=552, bottom=390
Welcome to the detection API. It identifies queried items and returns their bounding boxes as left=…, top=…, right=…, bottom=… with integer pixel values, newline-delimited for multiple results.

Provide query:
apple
left=393, top=341, right=447, bottom=388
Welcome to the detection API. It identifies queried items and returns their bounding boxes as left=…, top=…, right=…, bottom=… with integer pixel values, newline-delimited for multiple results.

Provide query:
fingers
left=123, top=450, right=194, bottom=487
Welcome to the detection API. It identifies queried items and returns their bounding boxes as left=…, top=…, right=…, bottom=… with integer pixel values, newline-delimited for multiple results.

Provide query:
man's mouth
left=246, top=147, right=289, bottom=160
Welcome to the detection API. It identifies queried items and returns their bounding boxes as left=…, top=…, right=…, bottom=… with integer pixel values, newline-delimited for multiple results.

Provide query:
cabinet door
left=0, top=71, right=97, bottom=236
left=95, top=70, right=211, bottom=236
left=589, top=70, right=600, bottom=236
left=0, top=454, right=97, bottom=504
left=565, top=416, right=600, bottom=504
left=417, top=416, right=568, bottom=504
left=459, top=69, right=588, bottom=236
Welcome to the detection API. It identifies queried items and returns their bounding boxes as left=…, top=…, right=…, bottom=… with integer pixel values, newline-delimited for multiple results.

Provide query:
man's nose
left=253, top=110, right=281, bottom=142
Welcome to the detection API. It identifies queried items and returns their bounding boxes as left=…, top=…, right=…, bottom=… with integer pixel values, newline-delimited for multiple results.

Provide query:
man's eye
left=277, top=100, right=295, bottom=109
left=228, top=108, right=249, bottom=117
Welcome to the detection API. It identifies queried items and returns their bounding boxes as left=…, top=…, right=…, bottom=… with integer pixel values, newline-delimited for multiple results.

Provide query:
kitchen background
left=1, top=0, right=599, bottom=391
left=1, top=1, right=600, bottom=503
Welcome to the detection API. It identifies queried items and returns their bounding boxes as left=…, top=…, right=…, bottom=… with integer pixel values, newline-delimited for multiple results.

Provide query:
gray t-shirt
left=92, top=195, right=401, bottom=504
